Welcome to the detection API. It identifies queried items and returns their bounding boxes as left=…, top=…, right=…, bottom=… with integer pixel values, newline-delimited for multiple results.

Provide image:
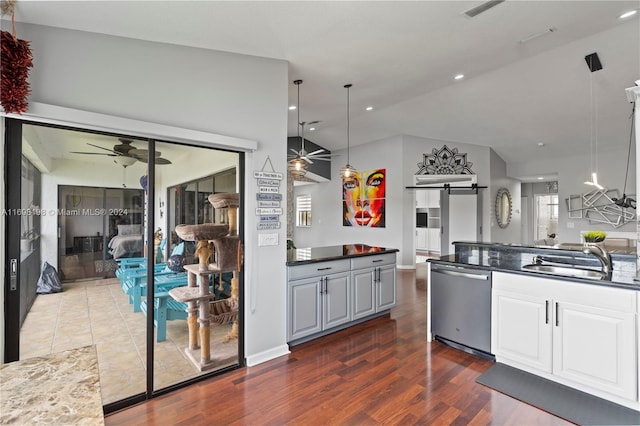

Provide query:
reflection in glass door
left=153, top=141, right=241, bottom=392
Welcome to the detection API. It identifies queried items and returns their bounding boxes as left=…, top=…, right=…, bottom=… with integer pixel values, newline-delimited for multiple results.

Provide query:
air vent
left=463, top=0, right=506, bottom=18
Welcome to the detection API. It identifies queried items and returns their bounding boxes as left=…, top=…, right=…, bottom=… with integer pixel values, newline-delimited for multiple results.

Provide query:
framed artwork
left=342, top=168, right=386, bottom=227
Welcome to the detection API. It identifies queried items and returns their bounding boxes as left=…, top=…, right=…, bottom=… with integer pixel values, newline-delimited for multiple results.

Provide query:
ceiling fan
left=288, top=79, right=334, bottom=168
left=71, top=138, right=172, bottom=166
left=288, top=121, right=333, bottom=164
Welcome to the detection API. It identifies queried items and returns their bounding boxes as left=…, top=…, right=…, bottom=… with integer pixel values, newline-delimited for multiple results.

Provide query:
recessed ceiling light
left=454, top=74, right=464, bottom=80
left=366, top=106, right=373, bottom=111
left=619, top=9, right=637, bottom=19
left=289, top=105, right=297, bottom=110
left=537, top=177, right=544, bottom=180
left=309, top=127, right=316, bottom=131
left=537, top=142, right=545, bottom=147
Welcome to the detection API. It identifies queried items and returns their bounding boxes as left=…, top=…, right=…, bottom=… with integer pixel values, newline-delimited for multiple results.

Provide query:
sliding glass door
left=4, top=119, right=243, bottom=413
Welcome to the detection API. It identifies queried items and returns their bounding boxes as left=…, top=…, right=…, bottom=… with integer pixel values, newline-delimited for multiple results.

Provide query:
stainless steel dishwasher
left=430, top=263, right=493, bottom=358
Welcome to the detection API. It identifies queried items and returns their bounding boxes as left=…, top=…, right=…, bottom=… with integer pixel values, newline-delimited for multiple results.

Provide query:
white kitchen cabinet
left=416, top=228, right=428, bottom=250
left=416, top=190, right=440, bottom=208
left=416, top=190, right=428, bottom=208
left=351, top=254, right=397, bottom=320
left=492, top=271, right=638, bottom=406
left=427, top=228, right=440, bottom=252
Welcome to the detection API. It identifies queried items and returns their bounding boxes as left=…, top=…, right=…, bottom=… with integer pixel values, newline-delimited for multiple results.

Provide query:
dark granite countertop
left=287, top=244, right=399, bottom=266
left=428, top=241, right=640, bottom=290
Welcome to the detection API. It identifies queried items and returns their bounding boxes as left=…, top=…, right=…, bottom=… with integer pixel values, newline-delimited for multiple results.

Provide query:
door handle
left=10, top=258, right=17, bottom=291
left=431, top=268, right=489, bottom=280
left=545, top=300, right=549, bottom=324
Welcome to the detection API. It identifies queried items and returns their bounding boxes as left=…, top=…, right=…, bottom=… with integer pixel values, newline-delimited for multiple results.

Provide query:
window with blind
left=296, top=195, right=312, bottom=227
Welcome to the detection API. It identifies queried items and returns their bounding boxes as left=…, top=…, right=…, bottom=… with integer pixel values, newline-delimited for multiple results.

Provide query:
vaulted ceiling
left=6, top=1, right=640, bottom=180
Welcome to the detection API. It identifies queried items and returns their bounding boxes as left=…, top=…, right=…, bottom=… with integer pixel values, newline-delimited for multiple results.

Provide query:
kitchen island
left=287, top=244, right=398, bottom=345
left=427, top=241, right=640, bottom=411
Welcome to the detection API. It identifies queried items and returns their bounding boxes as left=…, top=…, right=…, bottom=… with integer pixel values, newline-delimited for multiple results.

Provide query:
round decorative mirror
left=495, top=188, right=512, bottom=229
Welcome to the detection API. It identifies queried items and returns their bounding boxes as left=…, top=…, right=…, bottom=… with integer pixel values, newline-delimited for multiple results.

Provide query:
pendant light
left=584, top=53, right=604, bottom=190
left=340, top=83, right=357, bottom=179
left=288, top=79, right=308, bottom=178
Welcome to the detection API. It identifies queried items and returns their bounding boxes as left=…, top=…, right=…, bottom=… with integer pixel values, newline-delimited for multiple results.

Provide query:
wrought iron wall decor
left=416, top=145, right=475, bottom=175
left=565, top=188, right=636, bottom=228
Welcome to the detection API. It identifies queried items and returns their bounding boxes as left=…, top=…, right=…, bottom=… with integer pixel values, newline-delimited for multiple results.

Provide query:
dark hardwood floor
left=106, top=264, right=571, bottom=425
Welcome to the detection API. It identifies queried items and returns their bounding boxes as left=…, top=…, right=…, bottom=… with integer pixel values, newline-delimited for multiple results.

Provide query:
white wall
left=489, top=149, right=522, bottom=244
left=508, top=144, right=636, bottom=243
left=5, top=23, right=290, bottom=365
left=293, top=135, right=494, bottom=268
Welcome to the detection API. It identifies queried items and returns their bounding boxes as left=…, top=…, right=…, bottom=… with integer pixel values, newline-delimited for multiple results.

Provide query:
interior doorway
left=534, top=193, right=559, bottom=243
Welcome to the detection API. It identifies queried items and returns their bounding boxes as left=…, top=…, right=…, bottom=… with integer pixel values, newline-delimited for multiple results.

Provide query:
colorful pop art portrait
left=342, top=168, right=386, bottom=227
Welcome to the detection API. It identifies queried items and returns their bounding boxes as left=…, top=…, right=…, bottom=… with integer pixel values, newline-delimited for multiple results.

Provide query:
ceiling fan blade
left=87, top=143, right=119, bottom=154
left=307, top=149, right=325, bottom=156
left=303, top=157, right=314, bottom=164
left=309, top=157, right=331, bottom=161
left=290, top=148, right=300, bottom=154
left=70, top=151, right=117, bottom=156
left=129, top=148, right=161, bottom=158
left=136, top=156, right=172, bottom=165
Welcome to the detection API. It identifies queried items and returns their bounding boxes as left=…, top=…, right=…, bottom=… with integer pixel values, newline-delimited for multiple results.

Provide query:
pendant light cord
left=345, top=84, right=351, bottom=165
left=622, top=103, right=636, bottom=195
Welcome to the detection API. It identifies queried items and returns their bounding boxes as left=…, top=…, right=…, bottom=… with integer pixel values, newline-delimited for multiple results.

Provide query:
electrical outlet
left=258, top=233, right=279, bottom=246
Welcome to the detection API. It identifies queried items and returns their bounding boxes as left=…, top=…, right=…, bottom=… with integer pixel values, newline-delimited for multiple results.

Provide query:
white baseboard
left=397, top=264, right=416, bottom=270
left=245, top=344, right=290, bottom=366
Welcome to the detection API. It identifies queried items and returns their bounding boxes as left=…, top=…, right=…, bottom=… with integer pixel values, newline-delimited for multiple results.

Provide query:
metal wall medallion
left=495, top=188, right=512, bottom=228
left=416, top=145, right=475, bottom=175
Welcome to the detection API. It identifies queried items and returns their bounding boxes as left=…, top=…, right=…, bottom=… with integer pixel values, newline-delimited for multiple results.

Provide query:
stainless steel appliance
left=430, top=263, right=493, bottom=358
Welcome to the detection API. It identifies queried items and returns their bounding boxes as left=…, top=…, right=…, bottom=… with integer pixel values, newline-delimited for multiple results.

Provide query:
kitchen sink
left=521, top=263, right=606, bottom=280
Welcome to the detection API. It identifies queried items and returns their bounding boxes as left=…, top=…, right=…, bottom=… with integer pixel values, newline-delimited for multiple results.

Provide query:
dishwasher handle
left=431, top=268, right=489, bottom=281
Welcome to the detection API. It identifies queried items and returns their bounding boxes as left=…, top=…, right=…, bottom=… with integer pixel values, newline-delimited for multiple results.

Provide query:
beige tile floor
left=19, top=278, right=237, bottom=405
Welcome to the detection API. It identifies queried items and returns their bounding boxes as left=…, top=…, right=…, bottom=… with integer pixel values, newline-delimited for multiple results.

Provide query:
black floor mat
left=476, top=363, right=640, bottom=425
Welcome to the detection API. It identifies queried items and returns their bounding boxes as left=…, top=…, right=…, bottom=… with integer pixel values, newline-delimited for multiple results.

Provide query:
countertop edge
left=427, top=258, right=640, bottom=291
left=287, top=247, right=399, bottom=266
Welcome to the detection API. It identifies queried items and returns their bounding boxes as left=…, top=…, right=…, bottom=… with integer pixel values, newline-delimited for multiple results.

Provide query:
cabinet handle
left=376, top=267, right=381, bottom=282
left=372, top=259, right=383, bottom=263
left=317, top=267, right=332, bottom=271
left=555, top=302, right=559, bottom=327
left=323, top=277, right=328, bottom=294
left=545, top=300, right=549, bottom=324
left=319, top=278, right=324, bottom=294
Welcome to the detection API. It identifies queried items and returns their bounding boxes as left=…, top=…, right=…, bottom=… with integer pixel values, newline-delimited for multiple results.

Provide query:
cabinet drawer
left=288, top=259, right=350, bottom=281
left=351, top=253, right=396, bottom=270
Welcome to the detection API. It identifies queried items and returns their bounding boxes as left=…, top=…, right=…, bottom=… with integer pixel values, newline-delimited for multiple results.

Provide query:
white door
left=448, top=194, right=477, bottom=254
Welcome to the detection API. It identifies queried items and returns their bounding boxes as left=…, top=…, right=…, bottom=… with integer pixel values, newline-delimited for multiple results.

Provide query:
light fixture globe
left=114, top=156, right=136, bottom=167
left=340, top=164, right=357, bottom=179
left=288, top=156, right=307, bottom=178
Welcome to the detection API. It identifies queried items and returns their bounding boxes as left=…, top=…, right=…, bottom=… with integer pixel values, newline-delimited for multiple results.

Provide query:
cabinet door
left=352, top=268, right=376, bottom=320
left=427, top=228, right=440, bottom=252
left=492, top=288, right=552, bottom=372
left=416, top=229, right=428, bottom=250
left=416, top=191, right=428, bottom=208
left=553, top=301, right=637, bottom=401
left=323, top=272, right=351, bottom=329
left=376, top=264, right=396, bottom=311
left=426, top=190, right=440, bottom=208
left=289, top=277, right=322, bottom=341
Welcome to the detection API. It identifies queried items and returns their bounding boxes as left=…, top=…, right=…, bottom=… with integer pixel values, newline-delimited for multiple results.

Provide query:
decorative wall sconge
left=495, top=188, right=512, bottom=228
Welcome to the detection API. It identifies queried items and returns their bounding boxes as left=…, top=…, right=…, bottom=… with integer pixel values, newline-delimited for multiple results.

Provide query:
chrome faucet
left=582, top=245, right=612, bottom=274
